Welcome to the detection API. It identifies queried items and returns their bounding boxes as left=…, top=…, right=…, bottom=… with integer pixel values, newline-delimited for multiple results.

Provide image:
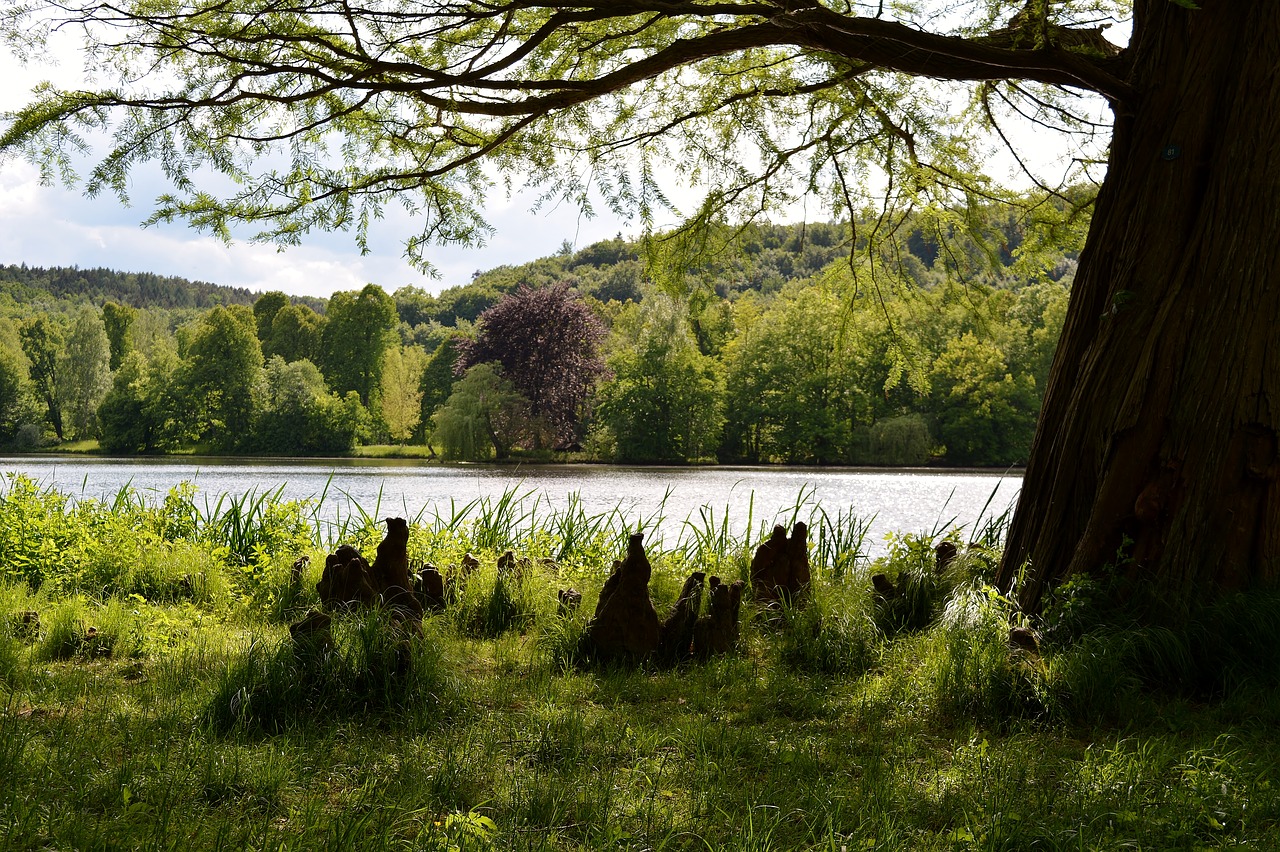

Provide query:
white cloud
left=1, top=42, right=635, bottom=298
left=0, top=151, right=634, bottom=298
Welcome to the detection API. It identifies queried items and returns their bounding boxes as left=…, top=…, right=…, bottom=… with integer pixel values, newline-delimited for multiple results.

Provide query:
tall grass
left=810, top=504, right=873, bottom=581
left=206, top=612, right=460, bottom=734
left=3, top=476, right=1280, bottom=850
left=198, top=486, right=314, bottom=566
left=680, top=494, right=753, bottom=581
left=920, top=587, right=1042, bottom=723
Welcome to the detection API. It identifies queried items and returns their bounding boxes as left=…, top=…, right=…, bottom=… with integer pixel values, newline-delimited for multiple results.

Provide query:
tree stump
left=288, top=609, right=335, bottom=654
left=657, top=572, right=705, bottom=663
left=316, top=544, right=380, bottom=610
left=557, top=588, right=583, bottom=616
left=459, top=552, right=481, bottom=580
left=10, top=610, right=40, bottom=642
left=413, top=564, right=448, bottom=612
left=693, top=577, right=745, bottom=657
left=496, top=549, right=531, bottom=582
left=582, top=533, right=661, bottom=663
left=935, top=541, right=958, bottom=574
left=369, top=518, right=423, bottom=618
left=289, top=554, right=310, bottom=589
left=871, top=573, right=898, bottom=600
left=316, top=518, right=422, bottom=623
left=750, top=522, right=811, bottom=607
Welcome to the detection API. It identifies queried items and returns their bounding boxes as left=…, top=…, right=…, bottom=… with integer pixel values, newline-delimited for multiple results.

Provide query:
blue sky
left=0, top=44, right=635, bottom=300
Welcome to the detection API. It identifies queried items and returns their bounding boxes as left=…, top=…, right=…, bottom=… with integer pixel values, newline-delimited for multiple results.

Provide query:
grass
left=1, top=476, right=1279, bottom=850
left=353, top=444, right=439, bottom=459
left=44, top=438, right=101, bottom=454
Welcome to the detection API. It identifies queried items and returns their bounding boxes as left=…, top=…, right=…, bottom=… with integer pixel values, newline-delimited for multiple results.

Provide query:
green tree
left=321, top=284, right=397, bottom=408
left=929, top=332, right=1038, bottom=466
left=394, top=285, right=438, bottom=328
left=596, top=296, right=724, bottom=462
left=433, top=363, right=527, bottom=461
left=97, top=347, right=186, bottom=453
left=265, top=303, right=325, bottom=364
left=1005, top=282, right=1071, bottom=394
left=57, top=306, right=113, bottom=440
left=253, top=357, right=370, bottom=454
left=101, top=301, right=136, bottom=370
left=416, top=333, right=467, bottom=444
left=18, top=315, right=65, bottom=441
left=182, top=306, right=264, bottom=450
left=722, top=279, right=868, bottom=464
left=0, top=319, right=40, bottom=445
left=433, top=281, right=508, bottom=326
left=252, top=291, right=291, bottom=343
left=8, top=0, right=1278, bottom=617
left=129, top=309, right=179, bottom=361
left=587, top=259, right=644, bottom=304
left=865, top=414, right=934, bottom=467
left=380, top=345, right=428, bottom=443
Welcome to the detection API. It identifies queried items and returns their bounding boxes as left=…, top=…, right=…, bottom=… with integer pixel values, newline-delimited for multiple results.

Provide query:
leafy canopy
left=1, top=1, right=1128, bottom=270
left=457, top=283, right=607, bottom=448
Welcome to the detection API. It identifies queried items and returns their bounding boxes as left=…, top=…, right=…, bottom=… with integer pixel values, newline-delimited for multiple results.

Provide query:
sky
left=0, top=17, right=1117, bottom=303
left=0, top=43, right=637, bottom=300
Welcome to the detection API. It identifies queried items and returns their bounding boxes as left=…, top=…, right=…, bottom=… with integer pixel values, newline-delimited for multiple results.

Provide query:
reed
left=679, top=499, right=751, bottom=580
left=810, top=503, right=872, bottom=581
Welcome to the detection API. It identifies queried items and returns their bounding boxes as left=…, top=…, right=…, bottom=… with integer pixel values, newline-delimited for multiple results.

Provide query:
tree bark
left=997, top=1, right=1280, bottom=617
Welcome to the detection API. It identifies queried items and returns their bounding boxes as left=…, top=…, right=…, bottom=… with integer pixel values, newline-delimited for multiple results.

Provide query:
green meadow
left=2, top=474, right=1278, bottom=851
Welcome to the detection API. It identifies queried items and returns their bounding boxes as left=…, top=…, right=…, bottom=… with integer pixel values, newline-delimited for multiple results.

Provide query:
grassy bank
left=1, top=475, right=1278, bottom=850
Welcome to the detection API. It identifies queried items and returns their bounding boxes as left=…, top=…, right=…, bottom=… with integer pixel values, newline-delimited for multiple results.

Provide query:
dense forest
left=0, top=264, right=263, bottom=310
left=0, top=207, right=1081, bottom=466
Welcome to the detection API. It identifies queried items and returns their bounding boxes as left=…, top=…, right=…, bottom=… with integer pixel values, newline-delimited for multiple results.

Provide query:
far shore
left=1, top=444, right=1026, bottom=476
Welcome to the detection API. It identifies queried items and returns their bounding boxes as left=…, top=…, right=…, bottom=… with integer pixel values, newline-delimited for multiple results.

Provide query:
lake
left=0, top=457, right=1021, bottom=557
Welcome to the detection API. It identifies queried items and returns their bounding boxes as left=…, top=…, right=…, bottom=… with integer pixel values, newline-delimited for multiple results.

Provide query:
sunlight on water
left=1, top=458, right=1020, bottom=557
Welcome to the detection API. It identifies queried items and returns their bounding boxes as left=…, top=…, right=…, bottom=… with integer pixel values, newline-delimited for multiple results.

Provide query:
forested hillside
left=394, top=209, right=1080, bottom=466
left=0, top=264, right=263, bottom=310
left=0, top=205, right=1083, bottom=465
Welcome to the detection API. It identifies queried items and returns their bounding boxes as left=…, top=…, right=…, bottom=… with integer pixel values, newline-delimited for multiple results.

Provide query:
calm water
left=0, top=457, right=1021, bottom=556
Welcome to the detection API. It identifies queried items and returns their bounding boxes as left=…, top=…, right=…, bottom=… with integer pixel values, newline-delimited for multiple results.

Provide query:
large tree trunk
left=997, top=1, right=1280, bottom=617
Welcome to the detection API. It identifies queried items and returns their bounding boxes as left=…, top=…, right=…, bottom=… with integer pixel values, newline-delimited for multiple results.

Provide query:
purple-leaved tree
left=457, top=284, right=607, bottom=451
